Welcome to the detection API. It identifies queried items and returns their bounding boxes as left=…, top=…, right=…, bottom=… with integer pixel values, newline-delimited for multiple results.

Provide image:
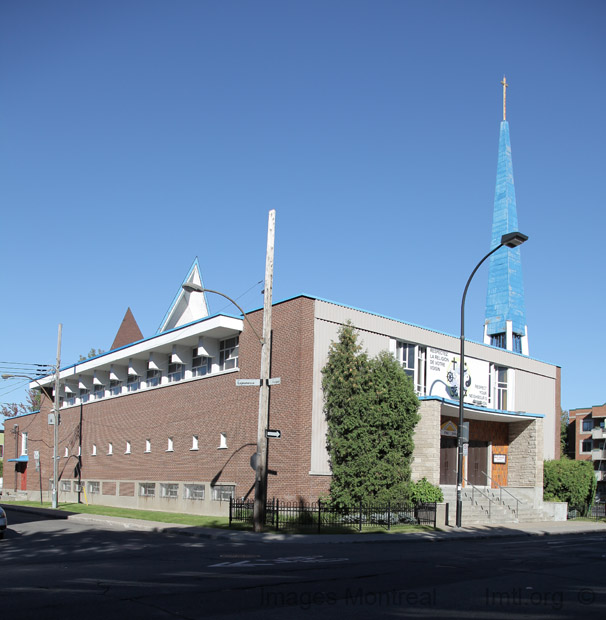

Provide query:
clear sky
left=1, top=0, right=604, bottom=426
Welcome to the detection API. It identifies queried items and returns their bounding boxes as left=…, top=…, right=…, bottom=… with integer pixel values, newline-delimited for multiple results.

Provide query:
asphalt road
left=2, top=506, right=605, bottom=619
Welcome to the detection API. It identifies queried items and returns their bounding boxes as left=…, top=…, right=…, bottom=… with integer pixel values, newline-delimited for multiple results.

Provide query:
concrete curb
left=4, top=503, right=606, bottom=544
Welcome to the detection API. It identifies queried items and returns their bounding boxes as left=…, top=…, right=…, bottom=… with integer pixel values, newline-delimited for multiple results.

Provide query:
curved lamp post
left=456, top=231, right=528, bottom=528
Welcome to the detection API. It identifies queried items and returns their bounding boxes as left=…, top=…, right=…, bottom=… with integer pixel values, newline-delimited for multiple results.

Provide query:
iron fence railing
left=567, top=503, right=606, bottom=521
left=229, top=498, right=437, bottom=531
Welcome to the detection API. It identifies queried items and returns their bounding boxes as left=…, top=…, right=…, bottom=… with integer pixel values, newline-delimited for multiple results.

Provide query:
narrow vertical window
left=191, top=435, right=199, bottom=451
left=219, top=433, right=228, bottom=449
left=145, top=439, right=151, bottom=453
left=167, top=437, right=174, bottom=452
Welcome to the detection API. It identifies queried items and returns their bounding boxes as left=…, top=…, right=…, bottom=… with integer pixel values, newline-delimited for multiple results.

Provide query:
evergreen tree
left=322, top=323, right=420, bottom=506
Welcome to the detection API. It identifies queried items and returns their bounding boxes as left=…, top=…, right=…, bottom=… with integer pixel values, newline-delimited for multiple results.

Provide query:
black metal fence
left=567, top=503, right=606, bottom=521
left=229, top=498, right=437, bottom=532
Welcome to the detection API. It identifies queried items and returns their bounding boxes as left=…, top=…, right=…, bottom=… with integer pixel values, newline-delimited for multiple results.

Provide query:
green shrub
left=407, top=478, right=444, bottom=503
left=543, top=459, right=596, bottom=514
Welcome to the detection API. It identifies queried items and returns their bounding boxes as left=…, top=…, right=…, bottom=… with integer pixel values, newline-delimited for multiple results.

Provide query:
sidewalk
left=5, top=503, right=606, bottom=544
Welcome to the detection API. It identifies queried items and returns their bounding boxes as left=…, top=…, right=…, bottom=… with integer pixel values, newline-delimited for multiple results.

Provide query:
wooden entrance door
left=468, top=441, right=488, bottom=486
left=440, top=436, right=457, bottom=485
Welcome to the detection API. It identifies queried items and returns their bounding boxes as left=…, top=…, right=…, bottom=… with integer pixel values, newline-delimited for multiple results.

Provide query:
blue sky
left=1, top=0, right=604, bottom=425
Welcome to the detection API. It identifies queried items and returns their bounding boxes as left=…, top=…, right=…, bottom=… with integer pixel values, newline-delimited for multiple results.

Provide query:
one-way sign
left=266, top=429, right=281, bottom=439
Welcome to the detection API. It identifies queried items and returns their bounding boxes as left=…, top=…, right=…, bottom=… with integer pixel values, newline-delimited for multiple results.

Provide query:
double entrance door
left=440, top=438, right=488, bottom=487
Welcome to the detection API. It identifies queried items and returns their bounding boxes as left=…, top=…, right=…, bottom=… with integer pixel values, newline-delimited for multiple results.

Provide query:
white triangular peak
left=157, top=258, right=210, bottom=334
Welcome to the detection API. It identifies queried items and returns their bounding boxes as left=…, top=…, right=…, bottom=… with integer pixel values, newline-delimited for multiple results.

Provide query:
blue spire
left=484, top=120, right=527, bottom=351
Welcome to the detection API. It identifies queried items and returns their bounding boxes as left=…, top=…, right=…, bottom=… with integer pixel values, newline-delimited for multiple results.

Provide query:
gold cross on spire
left=501, top=76, right=508, bottom=121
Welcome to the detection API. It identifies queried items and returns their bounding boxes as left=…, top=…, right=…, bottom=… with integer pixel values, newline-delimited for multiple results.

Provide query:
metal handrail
left=452, top=470, right=493, bottom=519
left=481, top=470, right=524, bottom=517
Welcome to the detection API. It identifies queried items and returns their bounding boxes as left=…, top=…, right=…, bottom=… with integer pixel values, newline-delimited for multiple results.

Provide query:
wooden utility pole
left=253, top=209, right=275, bottom=532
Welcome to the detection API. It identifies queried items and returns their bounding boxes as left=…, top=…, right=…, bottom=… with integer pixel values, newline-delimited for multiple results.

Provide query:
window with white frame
left=146, top=368, right=161, bottom=387
left=394, top=341, right=426, bottom=395
left=93, top=384, right=105, bottom=400
left=107, top=442, right=113, bottom=456
left=167, top=437, right=174, bottom=452
left=184, top=484, right=205, bottom=500
left=219, top=337, right=239, bottom=371
left=145, top=439, right=151, bottom=453
left=168, top=361, right=184, bottom=383
left=160, top=483, right=179, bottom=499
left=125, top=440, right=131, bottom=454
left=109, top=379, right=122, bottom=396
left=92, top=443, right=97, bottom=456
left=191, top=435, right=199, bottom=451
left=494, top=366, right=508, bottom=410
left=219, top=433, right=228, bottom=449
left=127, top=374, right=140, bottom=392
left=211, top=484, right=235, bottom=501
left=88, top=481, right=100, bottom=495
left=64, top=447, right=69, bottom=458
left=21, top=431, right=28, bottom=456
left=139, top=482, right=155, bottom=497
left=192, top=351, right=212, bottom=377
left=60, top=480, right=71, bottom=492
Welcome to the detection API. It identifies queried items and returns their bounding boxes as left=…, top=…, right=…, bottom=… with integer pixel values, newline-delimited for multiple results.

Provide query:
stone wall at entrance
left=412, top=400, right=441, bottom=485
left=508, top=418, right=544, bottom=488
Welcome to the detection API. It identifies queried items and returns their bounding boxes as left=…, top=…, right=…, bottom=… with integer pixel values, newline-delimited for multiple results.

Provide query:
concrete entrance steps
left=440, top=486, right=549, bottom=525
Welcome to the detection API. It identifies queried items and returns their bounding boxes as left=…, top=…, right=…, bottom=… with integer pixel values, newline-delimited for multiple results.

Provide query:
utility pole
left=253, top=210, right=275, bottom=532
left=52, top=323, right=62, bottom=509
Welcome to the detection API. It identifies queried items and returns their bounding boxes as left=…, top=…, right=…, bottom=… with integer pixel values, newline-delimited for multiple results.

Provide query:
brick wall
left=4, top=296, right=327, bottom=506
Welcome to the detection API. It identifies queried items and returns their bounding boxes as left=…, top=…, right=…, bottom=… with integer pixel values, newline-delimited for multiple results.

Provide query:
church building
left=3, top=82, right=562, bottom=523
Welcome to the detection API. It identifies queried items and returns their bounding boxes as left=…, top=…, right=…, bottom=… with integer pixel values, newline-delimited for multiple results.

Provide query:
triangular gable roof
left=157, top=258, right=210, bottom=334
left=111, top=307, right=144, bottom=350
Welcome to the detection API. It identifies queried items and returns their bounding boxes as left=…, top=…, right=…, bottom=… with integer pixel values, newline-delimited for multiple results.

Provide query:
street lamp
left=456, top=231, right=528, bottom=528
left=2, top=324, right=62, bottom=509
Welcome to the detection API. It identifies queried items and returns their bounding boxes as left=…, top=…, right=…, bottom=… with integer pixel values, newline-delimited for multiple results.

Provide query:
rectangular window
left=109, top=379, right=122, bottom=396
left=107, top=442, right=113, bottom=456
left=160, top=483, right=179, bottom=499
left=21, top=431, right=28, bottom=456
left=184, top=484, right=205, bottom=500
left=192, top=353, right=212, bottom=377
left=582, top=419, right=594, bottom=432
left=92, top=444, right=97, bottom=456
left=125, top=441, right=131, bottom=454
left=168, top=362, right=184, bottom=383
left=496, top=367, right=508, bottom=410
left=64, top=447, right=69, bottom=457
left=94, top=384, right=105, bottom=400
left=512, top=333, right=523, bottom=353
left=219, top=337, right=239, bottom=371
left=80, top=388, right=90, bottom=403
left=219, top=432, right=228, bottom=449
left=139, top=483, right=155, bottom=497
left=146, top=368, right=161, bottom=387
left=395, top=341, right=426, bottom=395
left=127, top=374, right=140, bottom=392
left=145, top=439, right=151, bottom=453
left=191, top=435, right=199, bottom=451
left=88, top=481, right=100, bottom=495
left=490, top=333, right=507, bottom=349
left=60, top=480, right=71, bottom=492
left=167, top=437, right=174, bottom=452
left=66, top=395, right=77, bottom=406
left=211, top=485, right=235, bottom=501
left=581, top=439, right=593, bottom=453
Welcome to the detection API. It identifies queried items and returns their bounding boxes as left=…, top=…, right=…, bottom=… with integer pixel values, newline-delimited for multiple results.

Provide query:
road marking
left=209, top=555, right=349, bottom=568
